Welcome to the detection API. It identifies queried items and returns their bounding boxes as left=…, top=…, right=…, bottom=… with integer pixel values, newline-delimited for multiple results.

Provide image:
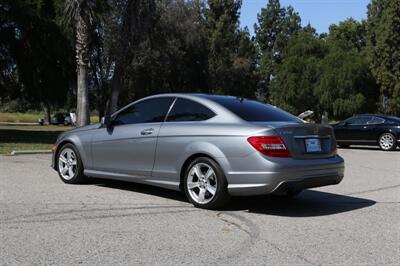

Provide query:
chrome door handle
left=140, top=128, right=154, bottom=135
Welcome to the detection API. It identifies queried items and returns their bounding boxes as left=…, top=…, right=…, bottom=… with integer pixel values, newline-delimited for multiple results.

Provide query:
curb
left=11, top=150, right=52, bottom=156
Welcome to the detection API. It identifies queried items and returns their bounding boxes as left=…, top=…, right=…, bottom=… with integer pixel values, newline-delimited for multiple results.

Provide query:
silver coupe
left=52, top=94, right=344, bottom=209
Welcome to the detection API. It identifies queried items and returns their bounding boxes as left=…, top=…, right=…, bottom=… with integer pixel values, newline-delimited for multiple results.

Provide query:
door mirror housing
left=101, top=115, right=112, bottom=128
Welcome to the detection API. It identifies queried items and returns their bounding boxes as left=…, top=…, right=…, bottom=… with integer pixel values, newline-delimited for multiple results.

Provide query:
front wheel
left=183, top=157, right=230, bottom=209
left=378, top=133, right=397, bottom=151
left=57, top=143, right=87, bottom=184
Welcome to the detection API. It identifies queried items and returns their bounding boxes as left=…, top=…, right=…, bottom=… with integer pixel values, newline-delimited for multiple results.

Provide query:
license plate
left=305, top=138, right=321, bottom=153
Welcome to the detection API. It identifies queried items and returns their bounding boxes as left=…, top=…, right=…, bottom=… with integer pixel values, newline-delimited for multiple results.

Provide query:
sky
left=240, top=0, right=371, bottom=35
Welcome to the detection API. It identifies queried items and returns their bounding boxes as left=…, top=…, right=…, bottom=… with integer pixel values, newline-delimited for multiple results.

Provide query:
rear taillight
left=247, top=136, right=291, bottom=157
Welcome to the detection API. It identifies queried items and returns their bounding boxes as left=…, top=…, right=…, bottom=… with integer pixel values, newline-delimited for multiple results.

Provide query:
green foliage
left=255, top=0, right=301, bottom=98
left=366, top=0, right=400, bottom=114
left=328, top=18, right=367, bottom=51
left=0, top=0, right=395, bottom=120
left=270, top=30, right=325, bottom=117
left=0, top=0, right=74, bottom=110
left=271, top=19, right=379, bottom=120
left=204, top=0, right=258, bottom=97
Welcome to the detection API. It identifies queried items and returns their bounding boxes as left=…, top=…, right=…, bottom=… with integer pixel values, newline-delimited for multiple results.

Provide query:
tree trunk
left=107, top=64, right=122, bottom=115
left=75, top=16, right=90, bottom=127
left=43, top=103, right=51, bottom=125
left=76, top=64, right=90, bottom=126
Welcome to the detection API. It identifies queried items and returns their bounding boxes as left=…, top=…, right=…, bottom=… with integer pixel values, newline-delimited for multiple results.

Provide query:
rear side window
left=346, top=116, right=372, bottom=125
left=209, top=97, right=301, bottom=122
left=166, top=98, right=215, bottom=122
left=113, top=97, right=174, bottom=125
left=367, top=117, right=385, bottom=124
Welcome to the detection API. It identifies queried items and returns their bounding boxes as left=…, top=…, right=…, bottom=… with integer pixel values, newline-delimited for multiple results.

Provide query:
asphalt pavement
left=1, top=147, right=399, bottom=265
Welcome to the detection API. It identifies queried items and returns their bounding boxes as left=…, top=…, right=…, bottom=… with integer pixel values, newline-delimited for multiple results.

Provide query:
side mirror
left=101, top=115, right=112, bottom=128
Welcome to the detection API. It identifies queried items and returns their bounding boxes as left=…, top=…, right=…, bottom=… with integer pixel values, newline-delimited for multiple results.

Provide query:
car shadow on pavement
left=226, top=190, right=376, bottom=217
left=91, top=178, right=188, bottom=202
left=91, top=178, right=376, bottom=217
left=339, top=146, right=399, bottom=151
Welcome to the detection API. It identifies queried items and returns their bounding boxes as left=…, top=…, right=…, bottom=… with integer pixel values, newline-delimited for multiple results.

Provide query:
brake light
left=247, top=136, right=291, bottom=157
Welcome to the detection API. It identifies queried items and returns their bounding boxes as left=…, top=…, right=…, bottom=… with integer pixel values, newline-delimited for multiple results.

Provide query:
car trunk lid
left=254, top=122, right=337, bottom=159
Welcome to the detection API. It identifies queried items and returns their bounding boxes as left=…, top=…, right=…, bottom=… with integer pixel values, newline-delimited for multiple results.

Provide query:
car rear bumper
left=226, top=154, right=344, bottom=196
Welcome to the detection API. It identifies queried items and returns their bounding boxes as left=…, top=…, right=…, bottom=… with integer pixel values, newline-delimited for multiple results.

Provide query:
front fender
left=54, top=133, right=92, bottom=170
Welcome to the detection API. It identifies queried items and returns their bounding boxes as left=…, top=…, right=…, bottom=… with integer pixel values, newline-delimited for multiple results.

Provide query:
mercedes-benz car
left=51, top=94, right=344, bottom=209
left=333, top=114, right=400, bottom=151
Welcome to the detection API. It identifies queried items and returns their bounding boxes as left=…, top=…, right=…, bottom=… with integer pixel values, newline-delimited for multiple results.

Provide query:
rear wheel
left=378, top=133, right=396, bottom=151
left=183, top=157, right=230, bottom=209
left=274, top=189, right=303, bottom=198
left=285, top=189, right=303, bottom=197
left=57, top=143, right=87, bottom=184
left=338, top=143, right=350, bottom=148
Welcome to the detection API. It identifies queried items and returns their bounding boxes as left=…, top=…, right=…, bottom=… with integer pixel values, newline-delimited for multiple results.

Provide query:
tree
left=230, top=27, right=259, bottom=98
left=205, top=0, right=241, bottom=95
left=107, top=0, right=157, bottom=114
left=255, top=0, right=301, bottom=99
left=270, top=30, right=325, bottom=118
left=271, top=20, right=379, bottom=121
left=366, top=0, right=400, bottom=114
left=317, top=19, right=378, bottom=119
left=328, top=18, right=366, bottom=51
left=64, top=0, right=101, bottom=126
left=1, top=0, right=74, bottom=121
left=316, top=49, right=378, bottom=119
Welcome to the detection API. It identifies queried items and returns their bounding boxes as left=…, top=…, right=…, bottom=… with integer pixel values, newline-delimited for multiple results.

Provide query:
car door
left=152, top=98, right=216, bottom=180
left=91, top=97, right=175, bottom=177
left=365, top=116, right=386, bottom=142
left=339, top=116, right=373, bottom=142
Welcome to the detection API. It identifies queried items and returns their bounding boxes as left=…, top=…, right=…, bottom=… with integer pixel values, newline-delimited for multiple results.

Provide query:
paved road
left=1, top=148, right=399, bottom=265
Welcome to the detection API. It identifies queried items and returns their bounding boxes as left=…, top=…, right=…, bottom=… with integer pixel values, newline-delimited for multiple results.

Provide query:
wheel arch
left=54, top=137, right=87, bottom=169
left=179, top=153, right=224, bottom=191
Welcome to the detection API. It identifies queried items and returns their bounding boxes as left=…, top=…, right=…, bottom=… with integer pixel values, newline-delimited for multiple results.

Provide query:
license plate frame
left=305, top=138, right=322, bottom=153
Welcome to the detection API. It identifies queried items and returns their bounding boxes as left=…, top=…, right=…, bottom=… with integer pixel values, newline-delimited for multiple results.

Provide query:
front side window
left=166, top=98, right=215, bottom=122
left=113, top=97, right=174, bottom=125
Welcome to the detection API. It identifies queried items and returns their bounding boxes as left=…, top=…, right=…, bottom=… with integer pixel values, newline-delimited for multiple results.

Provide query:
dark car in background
left=333, top=114, right=400, bottom=151
left=38, top=112, right=74, bottom=126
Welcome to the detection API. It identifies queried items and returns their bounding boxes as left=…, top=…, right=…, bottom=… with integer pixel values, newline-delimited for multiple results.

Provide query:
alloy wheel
left=379, top=133, right=394, bottom=150
left=187, top=163, right=218, bottom=204
left=58, top=148, right=77, bottom=180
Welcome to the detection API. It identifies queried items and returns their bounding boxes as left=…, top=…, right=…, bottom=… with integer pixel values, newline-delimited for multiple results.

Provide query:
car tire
left=56, top=143, right=87, bottom=184
left=183, top=157, right=230, bottom=209
left=273, top=189, right=303, bottom=198
left=378, top=133, right=397, bottom=151
left=338, top=144, right=350, bottom=148
left=284, top=189, right=303, bottom=197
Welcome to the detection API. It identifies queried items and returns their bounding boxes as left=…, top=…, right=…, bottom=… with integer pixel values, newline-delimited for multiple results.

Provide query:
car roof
left=114, top=93, right=245, bottom=123
left=355, top=114, right=400, bottom=122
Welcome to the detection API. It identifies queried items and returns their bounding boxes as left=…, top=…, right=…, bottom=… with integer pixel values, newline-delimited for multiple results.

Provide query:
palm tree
left=64, top=0, right=97, bottom=127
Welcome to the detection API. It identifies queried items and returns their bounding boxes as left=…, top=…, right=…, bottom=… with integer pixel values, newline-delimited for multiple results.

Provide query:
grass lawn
left=0, top=112, right=44, bottom=123
left=0, top=125, right=72, bottom=155
left=0, top=112, right=100, bottom=123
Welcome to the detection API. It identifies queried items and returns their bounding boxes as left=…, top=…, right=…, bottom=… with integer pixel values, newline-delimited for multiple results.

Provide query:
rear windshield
left=206, top=96, right=302, bottom=122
